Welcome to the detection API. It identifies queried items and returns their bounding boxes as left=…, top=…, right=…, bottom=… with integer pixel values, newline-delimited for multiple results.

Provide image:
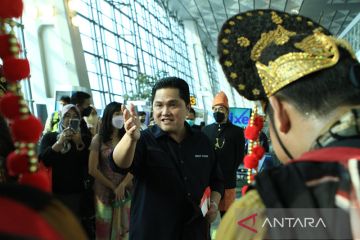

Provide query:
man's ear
left=269, top=96, right=290, bottom=133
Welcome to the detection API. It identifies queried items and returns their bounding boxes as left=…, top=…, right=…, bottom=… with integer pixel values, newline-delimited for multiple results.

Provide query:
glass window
left=77, top=0, right=194, bottom=109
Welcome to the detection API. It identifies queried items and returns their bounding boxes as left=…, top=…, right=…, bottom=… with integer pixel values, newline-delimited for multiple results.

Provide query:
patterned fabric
left=90, top=134, right=129, bottom=239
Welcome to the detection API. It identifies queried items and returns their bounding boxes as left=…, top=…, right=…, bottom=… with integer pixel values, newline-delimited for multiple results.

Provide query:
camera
left=69, top=119, right=80, bottom=132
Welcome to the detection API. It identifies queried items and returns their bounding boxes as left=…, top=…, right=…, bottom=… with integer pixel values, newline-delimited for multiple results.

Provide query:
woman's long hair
left=100, top=102, right=125, bottom=144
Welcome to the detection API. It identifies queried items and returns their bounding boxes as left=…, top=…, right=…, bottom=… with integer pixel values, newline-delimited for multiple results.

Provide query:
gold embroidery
left=224, top=29, right=231, bottom=34
left=215, top=138, right=225, bottom=150
left=252, top=88, right=260, bottom=95
left=307, top=21, right=314, bottom=27
left=230, top=72, right=238, bottom=79
left=296, top=16, right=302, bottom=21
left=237, top=36, right=250, bottom=47
left=236, top=16, right=243, bottom=20
left=223, top=49, right=230, bottom=55
left=251, top=25, right=296, bottom=61
left=221, top=38, right=229, bottom=44
left=271, top=11, right=283, bottom=24
left=229, top=21, right=235, bottom=26
left=224, top=61, right=233, bottom=67
left=246, top=12, right=253, bottom=16
left=256, top=32, right=340, bottom=97
left=238, top=84, right=246, bottom=90
left=258, top=11, right=264, bottom=15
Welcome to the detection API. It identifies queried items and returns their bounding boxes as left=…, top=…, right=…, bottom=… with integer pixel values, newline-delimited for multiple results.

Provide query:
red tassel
left=11, top=115, right=43, bottom=142
left=3, top=58, right=30, bottom=82
left=253, top=116, right=264, bottom=130
left=6, top=150, right=29, bottom=176
left=252, top=145, right=265, bottom=159
left=19, top=170, right=51, bottom=192
left=0, top=0, right=24, bottom=18
left=244, top=153, right=259, bottom=169
left=242, top=185, right=249, bottom=196
left=244, top=125, right=260, bottom=140
left=0, top=92, right=22, bottom=120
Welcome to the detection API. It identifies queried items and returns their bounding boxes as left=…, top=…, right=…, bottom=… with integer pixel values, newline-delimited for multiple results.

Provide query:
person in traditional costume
left=216, top=9, right=360, bottom=240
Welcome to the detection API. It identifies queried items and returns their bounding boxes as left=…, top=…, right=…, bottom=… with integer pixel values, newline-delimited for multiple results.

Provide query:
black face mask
left=213, top=111, right=225, bottom=123
left=82, top=106, right=92, bottom=117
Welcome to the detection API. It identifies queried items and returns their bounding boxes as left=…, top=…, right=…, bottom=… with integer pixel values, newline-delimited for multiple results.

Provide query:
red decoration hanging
left=252, top=145, right=265, bottom=159
left=3, top=57, right=30, bottom=82
left=244, top=125, right=260, bottom=140
left=0, top=0, right=24, bottom=18
left=253, top=115, right=264, bottom=129
left=18, top=170, right=51, bottom=193
left=0, top=92, right=22, bottom=119
left=6, top=150, right=29, bottom=176
left=244, top=153, right=260, bottom=169
left=11, top=115, right=43, bottom=142
left=0, top=0, right=51, bottom=192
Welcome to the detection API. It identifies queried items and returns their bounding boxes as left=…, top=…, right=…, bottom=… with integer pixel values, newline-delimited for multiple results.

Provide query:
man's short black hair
left=151, top=77, right=190, bottom=105
left=70, top=91, right=91, bottom=105
left=59, top=96, right=70, bottom=104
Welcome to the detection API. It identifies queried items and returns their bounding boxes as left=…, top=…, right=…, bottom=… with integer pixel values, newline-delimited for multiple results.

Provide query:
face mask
left=82, top=106, right=93, bottom=117
left=112, top=115, right=124, bottom=129
left=186, top=119, right=195, bottom=126
left=213, top=111, right=225, bottom=123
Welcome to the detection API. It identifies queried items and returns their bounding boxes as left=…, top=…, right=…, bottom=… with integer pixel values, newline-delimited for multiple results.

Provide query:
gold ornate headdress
left=256, top=32, right=340, bottom=97
left=217, top=9, right=356, bottom=101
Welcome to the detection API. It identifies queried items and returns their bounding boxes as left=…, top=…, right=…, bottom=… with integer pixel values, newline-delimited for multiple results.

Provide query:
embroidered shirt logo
left=195, top=154, right=209, bottom=158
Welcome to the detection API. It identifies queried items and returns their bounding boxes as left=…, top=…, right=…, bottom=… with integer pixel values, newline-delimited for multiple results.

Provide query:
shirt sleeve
left=108, top=133, right=146, bottom=176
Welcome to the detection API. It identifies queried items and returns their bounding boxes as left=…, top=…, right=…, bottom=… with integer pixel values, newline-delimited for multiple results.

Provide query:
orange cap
left=212, top=91, right=229, bottom=109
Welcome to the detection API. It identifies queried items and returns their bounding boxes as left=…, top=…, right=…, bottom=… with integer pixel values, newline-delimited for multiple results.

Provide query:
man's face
left=152, top=88, right=187, bottom=134
left=212, top=105, right=228, bottom=121
left=78, top=98, right=91, bottom=112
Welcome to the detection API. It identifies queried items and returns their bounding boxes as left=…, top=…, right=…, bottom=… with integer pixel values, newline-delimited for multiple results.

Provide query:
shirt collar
left=149, top=122, right=194, bottom=139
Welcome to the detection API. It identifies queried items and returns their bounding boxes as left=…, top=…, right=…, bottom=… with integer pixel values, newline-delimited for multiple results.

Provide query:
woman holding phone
left=39, top=104, right=88, bottom=221
left=88, top=102, right=133, bottom=240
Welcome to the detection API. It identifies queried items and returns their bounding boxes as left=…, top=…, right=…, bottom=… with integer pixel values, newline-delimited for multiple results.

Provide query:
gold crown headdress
left=217, top=9, right=356, bottom=101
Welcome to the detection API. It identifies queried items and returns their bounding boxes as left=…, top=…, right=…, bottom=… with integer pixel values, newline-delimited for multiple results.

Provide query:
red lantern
left=244, top=153, right=259, bottom=169
left=244, top=125, right=260, bottom=140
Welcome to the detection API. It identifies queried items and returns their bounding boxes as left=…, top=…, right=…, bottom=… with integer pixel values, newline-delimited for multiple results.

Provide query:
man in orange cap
left=203, top=91, right=245, bottom=217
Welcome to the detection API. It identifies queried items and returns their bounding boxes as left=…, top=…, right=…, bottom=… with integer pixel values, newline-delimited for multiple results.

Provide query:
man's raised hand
left=122, top=103, right=141, bottom=141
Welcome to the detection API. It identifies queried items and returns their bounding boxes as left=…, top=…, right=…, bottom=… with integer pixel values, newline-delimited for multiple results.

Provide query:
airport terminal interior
left=1, top=0, right=360, bottom=239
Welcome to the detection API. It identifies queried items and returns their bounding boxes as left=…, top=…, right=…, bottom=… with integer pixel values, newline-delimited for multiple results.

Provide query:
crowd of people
left=0, top=7, right=359, bottom=240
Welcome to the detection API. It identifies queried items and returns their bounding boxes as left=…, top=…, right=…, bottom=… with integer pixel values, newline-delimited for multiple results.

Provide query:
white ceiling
left=166, top=0, right=360, bottom=55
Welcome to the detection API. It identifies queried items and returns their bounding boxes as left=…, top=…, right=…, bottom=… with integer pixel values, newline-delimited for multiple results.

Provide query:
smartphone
left=69, top=119, right=80, bottom=132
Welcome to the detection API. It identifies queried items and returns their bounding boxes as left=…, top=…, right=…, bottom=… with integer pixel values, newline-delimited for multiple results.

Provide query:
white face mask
left=112, top=115, right=124, bottom=129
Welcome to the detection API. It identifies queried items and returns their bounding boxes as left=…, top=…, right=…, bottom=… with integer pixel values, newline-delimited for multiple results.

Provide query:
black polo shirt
left=109, top=123, right=224, bottom=240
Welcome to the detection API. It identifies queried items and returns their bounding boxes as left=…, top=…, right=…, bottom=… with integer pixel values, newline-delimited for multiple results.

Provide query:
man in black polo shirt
left=110, top=77, right=224, bottom=239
